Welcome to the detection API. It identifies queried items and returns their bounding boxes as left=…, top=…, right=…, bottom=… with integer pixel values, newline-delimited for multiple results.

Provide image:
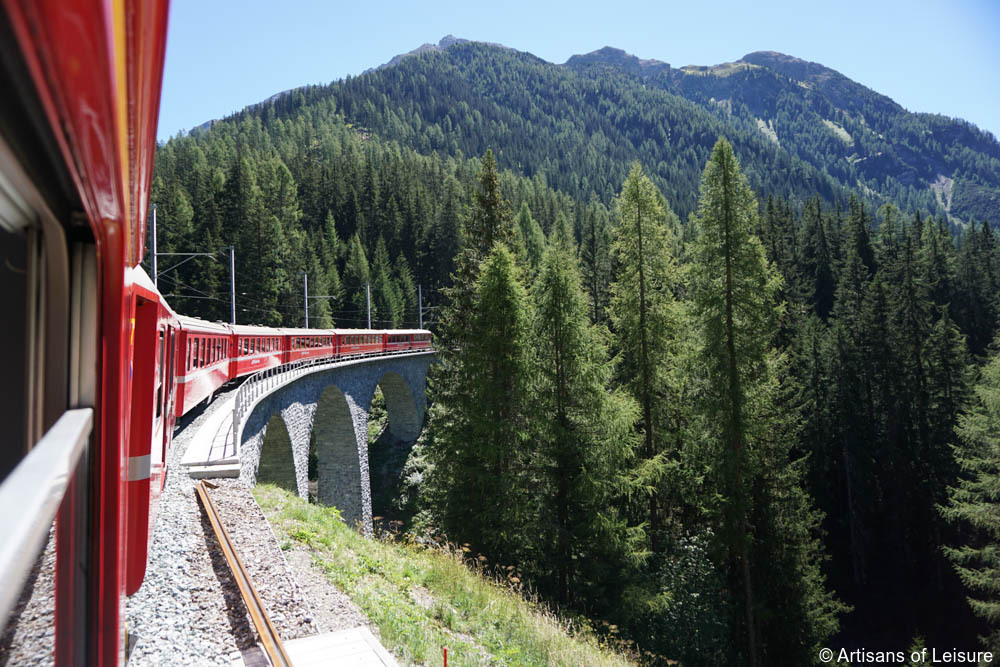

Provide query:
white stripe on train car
left=176, top=359, right=231, bottom=384
left=127, top=455, right=151, bottom=482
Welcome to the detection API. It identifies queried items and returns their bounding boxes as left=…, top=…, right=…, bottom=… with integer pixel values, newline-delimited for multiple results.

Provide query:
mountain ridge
left=219, top=37, right=999, bottom=225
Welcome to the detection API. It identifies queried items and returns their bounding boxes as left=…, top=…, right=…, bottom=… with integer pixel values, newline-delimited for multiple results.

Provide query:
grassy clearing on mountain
left=253, top=484, right=632, bottom=666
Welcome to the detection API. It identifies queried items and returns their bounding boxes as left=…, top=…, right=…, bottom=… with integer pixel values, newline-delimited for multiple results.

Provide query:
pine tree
left=371, top=235, right=402, bottom=327
left=799, top=196, right=835, bottom=320
left=394, top=254, right=418, bottom=327
left=531, top=240, right=637, bottom=604
left=691, top=138, right=841, bottom=665
left=579, top=200, right=612, bottom=324
left=423, top=152, right=523, bottom=562
left=942, top=341, right=1000, bottom=651
left=514, top=201, right=546, bottom=277
left=424, top=246, right=533, bottom=562
left=343, top=234, right=372, bottom=326
left=608, top=162, right=684, bottom=554
left=438, top=149, right=514, bottom=347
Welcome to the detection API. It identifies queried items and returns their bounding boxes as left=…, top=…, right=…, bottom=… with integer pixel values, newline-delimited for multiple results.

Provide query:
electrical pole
left=366, top=283, right=371, bottom=329
left=229, top=245, right=236, bottom=325
left=151, top=203, right=158, bottom=287
left=418, top=284, right=423, bottom=328
left=303, top=272, right=309, bottom=328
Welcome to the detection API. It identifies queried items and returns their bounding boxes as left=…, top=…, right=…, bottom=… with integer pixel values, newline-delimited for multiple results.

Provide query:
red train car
left=336, top=329, right=385, bottom=357
left=175, top=316, right=233, bottom=417
left=231, top=324, right=284, bottom=377
left=125, top=268, right=179, bottom=595
left=384, top=329, right=433, bottom=353
left=284, top=327, right=337, bottom=362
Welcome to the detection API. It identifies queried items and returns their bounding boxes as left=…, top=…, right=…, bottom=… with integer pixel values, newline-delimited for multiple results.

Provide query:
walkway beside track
left=180, top=394, right=239, bottom=477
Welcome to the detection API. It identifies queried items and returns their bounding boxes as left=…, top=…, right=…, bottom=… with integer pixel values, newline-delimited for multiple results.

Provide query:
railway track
left=195, top=480, right=294, bottom=667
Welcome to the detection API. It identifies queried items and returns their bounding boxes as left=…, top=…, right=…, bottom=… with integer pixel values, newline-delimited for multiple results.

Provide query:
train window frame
left=155, top=331, right=164, bottom=420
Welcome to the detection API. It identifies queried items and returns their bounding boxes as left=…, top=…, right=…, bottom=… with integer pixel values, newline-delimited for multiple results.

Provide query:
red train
left=0, top=2, right=430, bottom=664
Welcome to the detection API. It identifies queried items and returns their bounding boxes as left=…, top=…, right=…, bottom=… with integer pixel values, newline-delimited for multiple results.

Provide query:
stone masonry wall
left=238, top=353, right=433, bottom=536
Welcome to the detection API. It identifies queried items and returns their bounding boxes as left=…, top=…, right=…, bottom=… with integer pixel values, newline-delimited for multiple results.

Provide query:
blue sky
left=157, top=0, right=1000, bottom=141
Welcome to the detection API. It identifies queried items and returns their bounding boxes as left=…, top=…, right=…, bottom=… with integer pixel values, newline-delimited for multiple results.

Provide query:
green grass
left=253, top=484, right=633, bottom=666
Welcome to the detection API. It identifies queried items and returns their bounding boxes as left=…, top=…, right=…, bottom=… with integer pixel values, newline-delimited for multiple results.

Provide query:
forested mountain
left=150, top=36, right=1000, bottom=664
left=240, top=37, right=998, bottom=227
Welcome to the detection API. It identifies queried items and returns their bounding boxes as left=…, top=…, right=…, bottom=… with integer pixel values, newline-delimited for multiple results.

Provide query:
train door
left=124, top=295, right=157, bottom=595
left=163, top=327, right=176, bottom=461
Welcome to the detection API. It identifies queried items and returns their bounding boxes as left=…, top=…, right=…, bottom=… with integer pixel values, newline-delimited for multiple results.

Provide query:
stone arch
left=314, top=384, right=370, bottom=531
left=374, top=371, right=421, bottom=442
left=257, top=414, right=297, bottom=494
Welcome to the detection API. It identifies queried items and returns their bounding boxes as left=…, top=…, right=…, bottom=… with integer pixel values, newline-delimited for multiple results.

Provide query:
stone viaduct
left=235, top=352, right=434, bottom=535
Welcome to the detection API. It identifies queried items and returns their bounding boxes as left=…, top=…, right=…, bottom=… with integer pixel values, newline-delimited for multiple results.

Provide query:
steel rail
left=195, top=480, right=293, bottom=666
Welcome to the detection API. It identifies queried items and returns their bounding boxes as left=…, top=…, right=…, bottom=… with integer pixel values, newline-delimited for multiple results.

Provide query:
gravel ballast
left=0, top=524, right=56, bottom=666
left=128, top=387, right=367, bottom=665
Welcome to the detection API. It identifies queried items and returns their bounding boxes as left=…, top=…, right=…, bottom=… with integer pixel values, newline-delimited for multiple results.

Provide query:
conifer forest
left=150, top=41, right=1000, bottom=664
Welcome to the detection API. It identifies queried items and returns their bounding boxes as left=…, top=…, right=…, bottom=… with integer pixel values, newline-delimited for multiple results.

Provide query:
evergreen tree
left=371, top=235, right=403, bottom=327
left=691, top=138, right=841, bottom=665
left=423, top=246, right=534, bottom=563
left=579, top=200, right=612, bottom=324
left=608, top=162, right=684, bottom=554
left=514, top=201, right=546, bottom=277
left=799, top=196, right=835, bottom=320
left=942, top=341, right=1000, bottom=651
left=439, top=149, right=514, bottom=347
left=394, top=254, right=418, bottom=327
left=531, top=239, right=638, bottom=604
left=343, top=234, right=372, bottom=326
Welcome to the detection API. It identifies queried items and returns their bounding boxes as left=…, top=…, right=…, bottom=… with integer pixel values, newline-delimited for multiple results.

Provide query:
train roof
left=385, top=329, right=432, bottom=335
left=229, top=324, right=284, bottom=336
left=280, top=327, right=336, bottom=336
left=176, top=315, right=231, bottom=334
left=130, top=266, right=180, bottom=319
